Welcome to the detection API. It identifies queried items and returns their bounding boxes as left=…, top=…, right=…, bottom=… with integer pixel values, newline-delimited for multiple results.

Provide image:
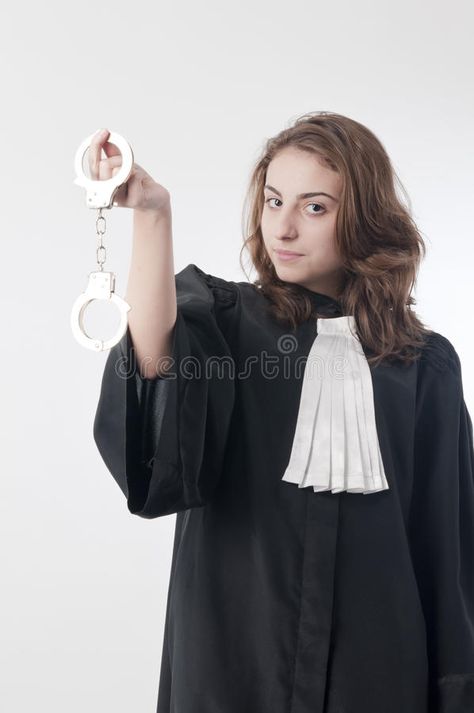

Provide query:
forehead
left=266, top=146, right=341, bottom=195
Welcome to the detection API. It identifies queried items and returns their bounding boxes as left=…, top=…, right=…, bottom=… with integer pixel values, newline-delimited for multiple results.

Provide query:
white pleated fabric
left=281, top=315, right=389, bottom=495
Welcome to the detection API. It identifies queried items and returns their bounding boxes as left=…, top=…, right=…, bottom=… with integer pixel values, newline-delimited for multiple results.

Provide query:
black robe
left=93, top=263, right=474, bottom=713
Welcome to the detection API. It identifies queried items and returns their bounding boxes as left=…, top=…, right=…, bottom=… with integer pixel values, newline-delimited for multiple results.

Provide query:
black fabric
left=93, top=263, right=474, bottom=713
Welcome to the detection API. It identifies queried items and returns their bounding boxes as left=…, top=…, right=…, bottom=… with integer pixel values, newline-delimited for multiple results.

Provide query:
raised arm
left=89, top=127, right=176, bottom=379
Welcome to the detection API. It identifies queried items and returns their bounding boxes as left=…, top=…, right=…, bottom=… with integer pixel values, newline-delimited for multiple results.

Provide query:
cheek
left=260, top=215, right=272, bottom=247
left=307, top=229, right=332, bottom=251
left=306, top=233, right=341, bottom=265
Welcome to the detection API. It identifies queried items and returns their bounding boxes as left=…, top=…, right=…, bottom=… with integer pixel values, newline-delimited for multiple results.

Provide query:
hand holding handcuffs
left=70, top=131, right=134, bottom=351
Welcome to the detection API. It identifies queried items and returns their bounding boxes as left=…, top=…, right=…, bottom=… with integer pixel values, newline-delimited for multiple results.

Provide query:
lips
left=274, top=249, right=304, bottom=256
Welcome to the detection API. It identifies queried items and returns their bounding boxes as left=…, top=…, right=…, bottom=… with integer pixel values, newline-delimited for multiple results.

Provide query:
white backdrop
left=1, top=0, right=473, bottom=711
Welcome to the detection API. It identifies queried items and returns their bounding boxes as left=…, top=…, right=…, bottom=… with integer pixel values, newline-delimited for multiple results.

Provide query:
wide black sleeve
left=92, top=263, right=239, bottom=519
left=408, top=333, right=474, bottom=712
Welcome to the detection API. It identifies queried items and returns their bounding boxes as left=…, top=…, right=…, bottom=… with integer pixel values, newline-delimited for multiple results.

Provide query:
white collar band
left=282, top=315, right=390, bottom=495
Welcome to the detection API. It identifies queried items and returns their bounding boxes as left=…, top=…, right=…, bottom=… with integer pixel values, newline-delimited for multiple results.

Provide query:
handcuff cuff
left=70, top=131, right=134, bottom=351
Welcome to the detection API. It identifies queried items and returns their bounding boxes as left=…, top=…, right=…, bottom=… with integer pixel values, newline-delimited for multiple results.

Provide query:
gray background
left=1, top=0, right=473, bottom=710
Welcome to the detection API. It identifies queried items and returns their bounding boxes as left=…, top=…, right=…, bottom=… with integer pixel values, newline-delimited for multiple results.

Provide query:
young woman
left=92, top=113, right=474, bottom=713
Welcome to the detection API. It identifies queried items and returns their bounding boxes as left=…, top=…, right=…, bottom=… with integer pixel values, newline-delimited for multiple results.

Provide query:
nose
left=276, top=234, right=299, bottom=246
left=272, top=209, right=298, bottom=241
left=275, top=222, right=298, bottom=242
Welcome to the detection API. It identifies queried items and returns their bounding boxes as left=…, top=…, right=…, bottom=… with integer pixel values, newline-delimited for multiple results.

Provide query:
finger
left=99, top=154, right=123, bottom=181
left=103, top=140, right=122, bottom=158
left=88, top=128, right=110, bottom=180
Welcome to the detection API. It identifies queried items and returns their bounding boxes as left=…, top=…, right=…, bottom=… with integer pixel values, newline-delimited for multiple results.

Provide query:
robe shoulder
left=414, top=329, right=468, bottom=438
left=417, top=329, right=463, bottom=375
left=179, top=263, right=240, bottom=306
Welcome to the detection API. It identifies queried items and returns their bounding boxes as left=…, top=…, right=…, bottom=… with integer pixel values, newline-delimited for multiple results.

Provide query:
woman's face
left=261, top=146, right=345, bottom=299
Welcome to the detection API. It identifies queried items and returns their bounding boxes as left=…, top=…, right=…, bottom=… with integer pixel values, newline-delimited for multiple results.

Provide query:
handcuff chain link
left=96, top=208, right=107, bottom=271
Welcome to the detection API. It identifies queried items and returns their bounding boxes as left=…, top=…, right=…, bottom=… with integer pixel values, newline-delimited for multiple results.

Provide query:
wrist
left=133, top=204, right=172, bottom=225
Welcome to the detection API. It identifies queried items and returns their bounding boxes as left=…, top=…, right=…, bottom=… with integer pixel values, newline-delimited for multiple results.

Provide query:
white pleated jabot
left=281, top=315, right=389, bottom=495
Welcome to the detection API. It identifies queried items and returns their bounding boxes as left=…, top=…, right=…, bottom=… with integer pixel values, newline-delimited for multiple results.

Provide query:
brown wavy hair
left=239, top=111, right=433, bottom=367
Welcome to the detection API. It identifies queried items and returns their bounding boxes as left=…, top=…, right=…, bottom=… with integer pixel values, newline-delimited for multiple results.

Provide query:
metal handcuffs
left=70, top=131, right=134, bottom=351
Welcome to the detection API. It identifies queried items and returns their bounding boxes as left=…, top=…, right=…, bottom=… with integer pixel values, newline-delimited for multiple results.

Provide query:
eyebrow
left=264, top=184, right=339, bottom=202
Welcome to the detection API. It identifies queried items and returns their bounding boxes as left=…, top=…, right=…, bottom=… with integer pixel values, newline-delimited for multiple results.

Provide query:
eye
left=264, top=197, right=281, bottom=208
left=306, top=203, right=326, bottom=215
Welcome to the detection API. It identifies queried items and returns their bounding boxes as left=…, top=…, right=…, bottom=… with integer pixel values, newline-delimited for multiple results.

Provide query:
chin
left=273, top=263, right=304, bottom=279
